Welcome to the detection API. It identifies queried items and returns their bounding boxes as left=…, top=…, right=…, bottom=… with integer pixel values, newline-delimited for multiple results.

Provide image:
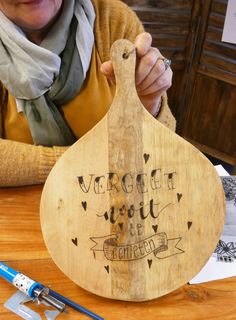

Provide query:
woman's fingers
left=138, top=66, right=173, bottom=96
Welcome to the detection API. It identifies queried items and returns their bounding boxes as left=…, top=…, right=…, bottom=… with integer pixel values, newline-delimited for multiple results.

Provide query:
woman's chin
left=18, top=16, right=53, bottom=31
left=2, top=0, right=63, bottom=36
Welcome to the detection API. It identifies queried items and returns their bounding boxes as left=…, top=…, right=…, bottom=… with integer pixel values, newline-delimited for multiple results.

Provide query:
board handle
left=110, top=39, right=143, bottom=113
left=110, top=39, right=136, bottom=88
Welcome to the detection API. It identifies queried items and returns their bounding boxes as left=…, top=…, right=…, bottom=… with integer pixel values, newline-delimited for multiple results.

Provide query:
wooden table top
left=0, top=185, right=236, bottom=320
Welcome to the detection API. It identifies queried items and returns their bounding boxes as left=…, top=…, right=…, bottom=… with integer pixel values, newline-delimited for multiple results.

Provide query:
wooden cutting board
left=40, top=39, right=225, bottom=301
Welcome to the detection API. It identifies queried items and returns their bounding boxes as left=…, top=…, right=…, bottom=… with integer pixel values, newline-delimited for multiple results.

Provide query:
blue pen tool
left=0, top=262, right=104, bottom=320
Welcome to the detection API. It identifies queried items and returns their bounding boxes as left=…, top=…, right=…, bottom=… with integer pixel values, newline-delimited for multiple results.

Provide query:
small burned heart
left=187, top=221, right=193, bottom=230
left=81, top=201, right=87, bottom=211
left=148, top=259, right=153, bottom=269
left=152, top=225, right=158, bottom=233
left=71, top=237, right=78, bottom=246
left=177, top=193, right=182, bottom=202
left=104, top=265, right=109, bottom=274
left=143, top=153, right=150, bottom=164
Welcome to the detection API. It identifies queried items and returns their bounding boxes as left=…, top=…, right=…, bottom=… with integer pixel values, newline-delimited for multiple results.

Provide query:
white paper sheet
left=214, top=164, right=230, bottom=177
left=222, top=0, right=236, bottom=45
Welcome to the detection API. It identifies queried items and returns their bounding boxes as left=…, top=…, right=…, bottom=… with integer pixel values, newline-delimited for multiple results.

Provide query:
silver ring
left=162, top=58, right=171, bottom=71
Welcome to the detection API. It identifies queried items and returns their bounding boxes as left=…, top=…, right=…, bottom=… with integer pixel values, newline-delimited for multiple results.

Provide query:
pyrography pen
left=0, top=262, right=104, bottom=320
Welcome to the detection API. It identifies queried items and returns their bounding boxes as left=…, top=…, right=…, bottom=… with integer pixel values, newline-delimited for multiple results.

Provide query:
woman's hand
left=100, top=32, right=173, bottom=117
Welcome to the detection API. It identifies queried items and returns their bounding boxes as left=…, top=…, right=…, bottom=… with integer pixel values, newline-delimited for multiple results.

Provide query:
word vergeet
left=77, top=169, right=177, bottom=194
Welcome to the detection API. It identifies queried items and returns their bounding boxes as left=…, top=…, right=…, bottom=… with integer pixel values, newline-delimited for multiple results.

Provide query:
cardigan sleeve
left=1, top=80, right=68, bottom=187
left=0, top=138, right=68, bottom=187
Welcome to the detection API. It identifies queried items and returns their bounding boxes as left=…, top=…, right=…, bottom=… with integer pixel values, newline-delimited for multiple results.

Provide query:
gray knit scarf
left=0, top=0, right=95, bottom=146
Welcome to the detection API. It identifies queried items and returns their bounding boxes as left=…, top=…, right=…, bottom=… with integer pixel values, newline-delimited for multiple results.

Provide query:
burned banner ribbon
left=90, top=232, right=184, bottom=261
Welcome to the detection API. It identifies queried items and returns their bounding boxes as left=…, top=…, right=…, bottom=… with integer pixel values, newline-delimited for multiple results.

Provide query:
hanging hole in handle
left=122, top=47, right=136, bottom=59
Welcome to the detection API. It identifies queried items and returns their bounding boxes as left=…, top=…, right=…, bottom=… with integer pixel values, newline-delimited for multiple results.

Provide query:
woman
left=0, top=0, right=175, bottom=186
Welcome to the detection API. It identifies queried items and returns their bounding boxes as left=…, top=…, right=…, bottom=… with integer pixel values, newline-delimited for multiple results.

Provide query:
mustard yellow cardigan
left=0, top=0, right=176, bottom=187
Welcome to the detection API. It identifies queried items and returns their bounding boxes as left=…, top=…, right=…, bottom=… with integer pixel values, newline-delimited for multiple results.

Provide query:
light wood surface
left=41, top=40, right=225, bottom=301
left=0, top=185, right=235, bottom=319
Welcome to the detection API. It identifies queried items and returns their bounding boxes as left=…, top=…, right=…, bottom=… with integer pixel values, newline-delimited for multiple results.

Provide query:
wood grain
left=0, top=185, right=49, bottom=260
left=184, top=75, right=236, bottom=159
left=0, top=186, right=235, bottom=319
left=40, top=39, right=225, bottom=301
